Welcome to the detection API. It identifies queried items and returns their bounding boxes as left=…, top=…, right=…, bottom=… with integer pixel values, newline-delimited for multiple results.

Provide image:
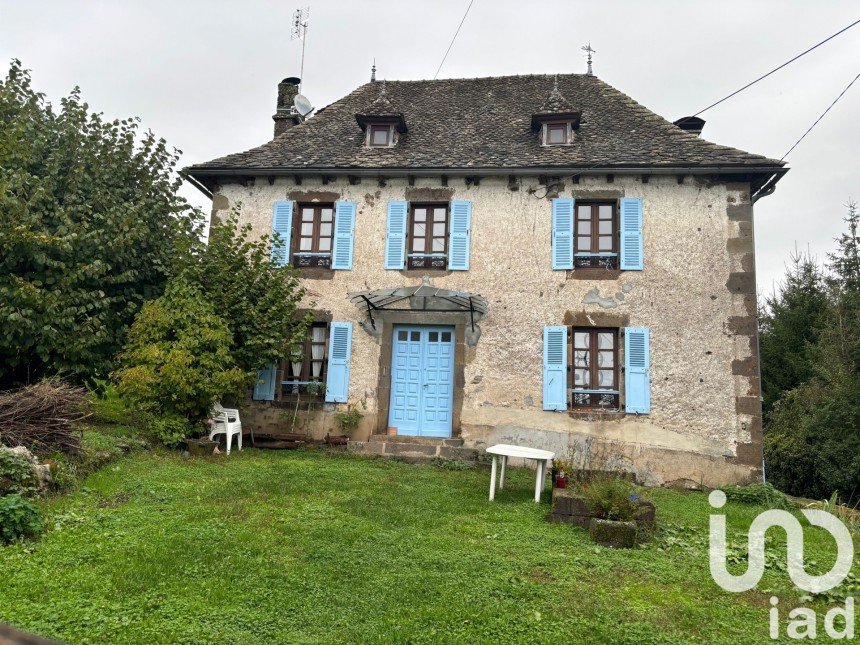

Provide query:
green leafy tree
left=114, top=278, right=247, bottom=444
left=758, top=251, right=829, bottom=419
left=183, top=209, right=310, bottom=372
left=0, top=60, right=200, bottom=386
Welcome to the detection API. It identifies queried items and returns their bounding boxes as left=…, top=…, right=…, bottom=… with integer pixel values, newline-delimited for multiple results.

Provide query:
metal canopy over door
left=388, top=325, right=455, bottom=437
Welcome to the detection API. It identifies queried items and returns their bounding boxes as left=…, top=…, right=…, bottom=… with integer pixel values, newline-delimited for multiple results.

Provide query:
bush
left=721, top=482, right=795, bottom=510
left=149, top=415, right=192, bottom=448
left=0, top=450, right=39, bottom=497
left=114, top=278, right=248, bottom=437
left=581, top=475, right=640, bottom=522
left=0, top=494, right=44, bottom=544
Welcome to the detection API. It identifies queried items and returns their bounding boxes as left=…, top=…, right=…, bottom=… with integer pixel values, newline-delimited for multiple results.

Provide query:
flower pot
left=185, top=438, right=218, bottom=457
left=555, top=474, right=568, bottom=489
left=387, top=426, right=398, bottom=436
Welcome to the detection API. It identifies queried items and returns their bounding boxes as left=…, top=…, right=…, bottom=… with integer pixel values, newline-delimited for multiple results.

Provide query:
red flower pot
left=555, top=474, right=568, bottom=489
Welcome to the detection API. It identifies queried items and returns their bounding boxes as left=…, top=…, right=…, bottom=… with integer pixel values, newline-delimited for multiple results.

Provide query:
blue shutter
left=271, top=201, right=293, bottom=267
left=252, top=364, right=277, bottom=401
left=331, top=200, right=356, bottom=270
left=325, top=322, right=353, bottom=403
left=620, top=198, right=643, bottom=270
left=384, top=201, right=408, bottom=269
left=542, top=326, right=568, bottom=411
left=551, top=198, right=574, bottom=270
left=448, top=200, right=472, bottom=270
left=624, top=327, right=650, bottom=413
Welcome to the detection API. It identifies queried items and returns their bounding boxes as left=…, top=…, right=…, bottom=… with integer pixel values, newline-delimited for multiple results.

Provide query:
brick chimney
left=272, top=77, right=302, bottom=137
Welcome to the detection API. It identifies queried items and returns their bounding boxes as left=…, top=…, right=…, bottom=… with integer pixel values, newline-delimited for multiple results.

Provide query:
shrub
left=582, top=475, right=640, bottom=522
left=114, top=278, right=248, bottom=436
left=0, top=494, right=44, bottom=544
left=334, top=406, right=363, bottom=436
left=149, top=415, right=192, bottom=448
left=0, top=450, right=39, bottom=497
left=721, top=482, right=795, bottom=510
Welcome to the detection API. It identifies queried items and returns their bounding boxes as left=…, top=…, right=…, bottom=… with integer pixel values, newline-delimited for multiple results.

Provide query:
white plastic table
left=486, top=444, right=555, bottom=502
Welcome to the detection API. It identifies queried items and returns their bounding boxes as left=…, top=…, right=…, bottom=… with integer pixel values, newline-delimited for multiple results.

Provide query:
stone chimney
left=272, top=77, right=302, bottom=137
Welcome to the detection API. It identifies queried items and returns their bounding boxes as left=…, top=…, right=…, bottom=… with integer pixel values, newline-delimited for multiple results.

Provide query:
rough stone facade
left=215, top=171, right=763, bottom=487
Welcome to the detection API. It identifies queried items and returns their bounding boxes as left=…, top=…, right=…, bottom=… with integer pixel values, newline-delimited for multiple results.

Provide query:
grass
left=0, top=447, right=857, bottom=643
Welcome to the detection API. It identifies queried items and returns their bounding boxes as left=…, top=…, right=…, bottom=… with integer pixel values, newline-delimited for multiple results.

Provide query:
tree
left=758, top=251, right=829, bottom=419
left=0, top=60, right=200, bottom=387
left=114, top=278, right=247, bottom=445
left=183, top=209, right=310, bottom=373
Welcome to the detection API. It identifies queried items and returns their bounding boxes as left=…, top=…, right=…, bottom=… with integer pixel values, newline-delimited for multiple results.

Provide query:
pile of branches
left=0, top=380, right=90, bottom=453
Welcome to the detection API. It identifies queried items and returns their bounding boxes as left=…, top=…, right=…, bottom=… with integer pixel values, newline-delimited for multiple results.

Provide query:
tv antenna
left=291, top=7, right=310, bottom=87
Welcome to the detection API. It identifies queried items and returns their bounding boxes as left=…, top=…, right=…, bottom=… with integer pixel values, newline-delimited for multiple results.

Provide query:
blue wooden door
left=389, top=325, right=455, bottom=437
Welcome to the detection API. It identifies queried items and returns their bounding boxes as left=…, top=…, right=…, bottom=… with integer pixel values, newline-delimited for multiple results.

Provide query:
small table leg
left=534, top=460, right=544, bottom=502
left=489, top=455, right=497, bottom=501
left=499, top=455, right=507, bottom=489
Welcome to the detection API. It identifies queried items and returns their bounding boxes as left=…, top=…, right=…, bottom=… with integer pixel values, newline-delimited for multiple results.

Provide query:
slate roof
left=187, top=73, right=785, bottom=174
left=536, top=78, right=577, bottom=115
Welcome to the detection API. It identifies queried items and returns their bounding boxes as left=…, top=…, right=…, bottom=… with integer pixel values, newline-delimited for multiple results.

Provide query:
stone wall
left=214, top=172, right=762, bottom=487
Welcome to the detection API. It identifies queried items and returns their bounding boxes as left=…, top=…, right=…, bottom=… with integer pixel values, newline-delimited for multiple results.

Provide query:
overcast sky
left=2, top=0, right=858, bottom=293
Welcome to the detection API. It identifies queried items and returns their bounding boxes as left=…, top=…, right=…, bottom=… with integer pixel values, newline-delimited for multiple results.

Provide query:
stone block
left=384, top=443, right=437, bottom=456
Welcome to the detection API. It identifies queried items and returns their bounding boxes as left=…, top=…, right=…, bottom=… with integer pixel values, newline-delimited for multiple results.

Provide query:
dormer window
left=544, top=121, right=572, bottom=146
left=369, top=123, right=394, bottom=147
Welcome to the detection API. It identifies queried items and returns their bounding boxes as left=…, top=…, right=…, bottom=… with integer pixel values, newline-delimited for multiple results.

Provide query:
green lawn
left=0, top=447, right=855, bottom=643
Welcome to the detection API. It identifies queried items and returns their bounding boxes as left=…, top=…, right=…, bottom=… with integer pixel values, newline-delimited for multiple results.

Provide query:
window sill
left=566, top=268, right=622, bottom=281
left=568, top=408, right=627, bottom=420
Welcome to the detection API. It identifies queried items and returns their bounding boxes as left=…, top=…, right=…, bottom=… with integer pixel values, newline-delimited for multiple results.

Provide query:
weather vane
left=291, top=7, right=310, bottom=88
left=581, top=43, right=596, bottom=76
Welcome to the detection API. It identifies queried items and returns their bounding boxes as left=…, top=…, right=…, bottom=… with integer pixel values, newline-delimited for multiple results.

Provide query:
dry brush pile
left=0, top=380, right=89, bottom=453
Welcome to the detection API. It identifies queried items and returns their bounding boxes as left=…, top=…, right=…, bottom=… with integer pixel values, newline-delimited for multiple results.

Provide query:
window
left=293, top=204, right=334, bottom=268
left=281, top=323, right=328, bottom=397
left=407, top=203, right=448, bottom=270
left=575, top=202, right=618, bottom=269
left=544, top=122, right=571, bottom=146
left=570, top=328, right=619, bottom=409
left=369, top=124, right=392, bottom=147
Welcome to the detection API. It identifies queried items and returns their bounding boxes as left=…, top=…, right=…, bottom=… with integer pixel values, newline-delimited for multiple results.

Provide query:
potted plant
left=581, top=475, right=644, bottom=548
left=552, top=457, right=573, bottom=489
left=184, top=419, right=219, bottom=456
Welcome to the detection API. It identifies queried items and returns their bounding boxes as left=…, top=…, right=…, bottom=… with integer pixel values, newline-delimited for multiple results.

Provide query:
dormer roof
left=355, top=82, right=407, bottom=133
left=531, top=77, right=581, bottom=129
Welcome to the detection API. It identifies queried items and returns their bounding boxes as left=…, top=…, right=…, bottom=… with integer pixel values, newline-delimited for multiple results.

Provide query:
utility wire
left=434, top=0, right=476, bottom=80
left=693, top=18, right=860, bottom=116
left=781, top=70, right=860, bottom=160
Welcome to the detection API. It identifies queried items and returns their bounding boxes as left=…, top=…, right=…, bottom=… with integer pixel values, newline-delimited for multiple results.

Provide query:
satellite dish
left=294, top=94, right=314, bottom=117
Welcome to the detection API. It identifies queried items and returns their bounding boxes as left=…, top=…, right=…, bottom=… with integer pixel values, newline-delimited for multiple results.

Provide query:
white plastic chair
left=210, top=403, right=242, bottom=453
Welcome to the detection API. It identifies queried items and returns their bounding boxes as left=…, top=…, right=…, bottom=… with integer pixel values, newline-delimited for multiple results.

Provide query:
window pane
left=413, top=222, right=426, bottom=237
left=290, top=361, right=302, bottom=378
left=432, top=238, right=445, bottom=252
left=410, top=331, right=420, bottom=341
left=577, top=236, right=591, bottom=251
left=434, top=208, right=447, bottom=221
left=318, top=237, right=331, bottom=252
left=597, top=332, right=614, bottom=349
left=599, top=205, right=613, bottom=220
left=577, top=205, right=591, bottom=220
left=547, top=125, right=565, bottom=144
left=371, top=127, right=389, bottom=145
left=321, top=209, right=333, bottom=222
left=302, top=208, right=315, bottom=222
left=433, top=222, right=446, bottom=236
left=574, top=332, right=590, bottom=349
left=398, top=330, right=407, bottom=341
left=413, top=238, right=425, bottom=252
left=574, top=369, right=590, bottom=387
left=599, top=220, right=612, bottom=235
left=301, top=222, right=313, bottom=236
left=574, top=350, right=589, bottom=367
left=598, top=370, right=614, bottom=387
left=300, top=238, right=312, bottom=250
left=311, top=361, right=323, bottom=378
left=598, top=351, right=614, bottom=368
left=577, top=221, right=591, bottom=235
left=319, top=222, right=332, bottom=237
left=441, top=332, right=451, bottom=342
left=428, top=332, right=438, bottom=342
left=414, top=209, right=426, bottom=222
left=598, top=236, right=612, bottom=251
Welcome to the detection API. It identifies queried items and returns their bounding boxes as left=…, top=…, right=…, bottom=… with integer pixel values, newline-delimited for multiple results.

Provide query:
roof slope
left=188, top=74, right=784, bottom=173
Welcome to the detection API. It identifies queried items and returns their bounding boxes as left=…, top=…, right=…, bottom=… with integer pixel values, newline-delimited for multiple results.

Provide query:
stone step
left=368, top=434, right=464, bottom=447
left=347, top=440, right=479, bottom=463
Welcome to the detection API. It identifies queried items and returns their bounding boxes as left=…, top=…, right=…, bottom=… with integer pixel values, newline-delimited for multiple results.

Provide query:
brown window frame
left=569, top=327, right=620, bottom=410
left=368, top=124, right=393, bottom=147
left=544, top=121, right=571, bottom=146
left=292, top=203, right=335, bottom=268
left=279, top=322, right=328, bottom=399
left=407, top=203, right=449, bottom=270
left=574, top=202, right=619, bottom=269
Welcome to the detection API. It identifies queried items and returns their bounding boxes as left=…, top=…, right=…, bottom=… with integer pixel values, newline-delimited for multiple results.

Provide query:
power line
left=434, top=0, right=476, bottom=80
left=693, top=18, right=860, bottom=116
left=781, top=70, right=860, bottom=160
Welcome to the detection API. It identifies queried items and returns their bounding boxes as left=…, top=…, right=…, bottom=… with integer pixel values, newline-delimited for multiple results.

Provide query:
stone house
left=185, top=72, right=787, bottom=486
